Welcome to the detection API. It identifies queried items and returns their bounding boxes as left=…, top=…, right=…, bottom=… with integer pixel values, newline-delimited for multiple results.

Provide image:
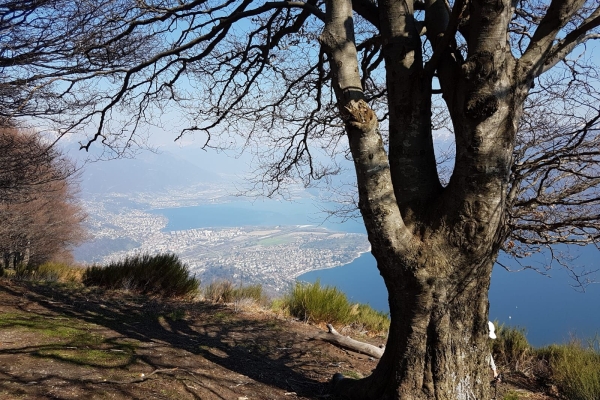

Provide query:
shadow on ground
left=0, top=282, right=378, bottom=399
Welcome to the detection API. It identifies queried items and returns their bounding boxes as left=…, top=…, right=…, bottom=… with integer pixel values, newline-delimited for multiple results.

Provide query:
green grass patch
left=281, top=280, right=389, bottom=334
left=537, top=339, right=600, bottom=400
left=166, top=308, right=186, bottom=321
left=204, top=281, right=267, bottom=305
left=211, top=311, right=230, bottom=322
left=501, top=391, right=520, bottom=400
left=35, top=347, right=133, bottom=367
left=491, top=323, right=531, bottom=372
left=342, top=370, right=363, bottom=379
left=0, top=313, right=91, bottom=339
left=82, top=253, right=199, bottom=298
left=0, top=311, right=137, bottom=368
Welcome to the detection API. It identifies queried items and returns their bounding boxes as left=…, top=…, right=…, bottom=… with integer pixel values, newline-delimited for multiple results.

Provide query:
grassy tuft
left=204, top=281, right=267, bottom=305
left=349, top=303, right=390, bottom=334
left=501, top=391, right=520, bottom=400
left=34, top=262, right=84, bottom=283
left=492, top=323, right=532, bottom=372
left=204, top=280, right=236, bottom=302
left=10, top=261, right=84, bottom=283
left=536, top=338, right=600, bottom=400
left=82, top=253, right=199, bottom=298
left=284, top=280, right=352, bottom=325
left=281, top=280, right=389, bottom=334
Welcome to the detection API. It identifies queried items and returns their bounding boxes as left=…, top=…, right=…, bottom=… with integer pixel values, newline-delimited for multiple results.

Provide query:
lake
left=153, top=201, right=600, bottom=347
left=152, top=199, right=367, bottom=233
left=298, top=251, right=600, bottom=347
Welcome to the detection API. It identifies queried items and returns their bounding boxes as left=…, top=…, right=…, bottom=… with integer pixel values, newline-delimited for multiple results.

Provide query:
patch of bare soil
left=0, top=281, right=555, bottom=399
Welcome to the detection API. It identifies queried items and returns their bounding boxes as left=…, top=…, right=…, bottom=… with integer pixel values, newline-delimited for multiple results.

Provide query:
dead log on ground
left=312, top=324, right=384, bottom=359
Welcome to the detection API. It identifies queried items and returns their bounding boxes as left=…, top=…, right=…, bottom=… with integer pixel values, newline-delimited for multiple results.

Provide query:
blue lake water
left=153, top=201, right=600, bottom=347
left=298, top=251, right=600, bottom=347
left=151, top=199, right=367, bottom=233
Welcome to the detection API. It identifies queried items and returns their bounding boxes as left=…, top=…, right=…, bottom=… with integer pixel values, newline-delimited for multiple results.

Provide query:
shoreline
left=293, top=248, right=373, bottom=282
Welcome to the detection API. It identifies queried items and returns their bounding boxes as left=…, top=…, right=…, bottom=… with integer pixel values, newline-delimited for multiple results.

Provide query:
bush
left=204, top=280, right=235, bottom=302
left=537, top=339, right=600, bottom=400
left=233, top=284, right=266, bottom=304
left=82, top=253, right=199, bottom=298
left=491, top=323, right=531, bottom=372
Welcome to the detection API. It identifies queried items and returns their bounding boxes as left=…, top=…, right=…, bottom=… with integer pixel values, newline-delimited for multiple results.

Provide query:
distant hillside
left=78, top=149, right=221, bottom=194
left=72, top=237, right=141, bottom=263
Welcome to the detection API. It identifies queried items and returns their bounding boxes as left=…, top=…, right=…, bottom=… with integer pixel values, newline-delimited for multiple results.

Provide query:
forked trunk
left=320, top=0, right=514, bottom=398
left=333, top=256, right=496, bottom=400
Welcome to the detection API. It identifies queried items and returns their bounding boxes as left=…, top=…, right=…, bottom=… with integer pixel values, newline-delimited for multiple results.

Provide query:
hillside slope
left=0, top=281, right=552, bottom=399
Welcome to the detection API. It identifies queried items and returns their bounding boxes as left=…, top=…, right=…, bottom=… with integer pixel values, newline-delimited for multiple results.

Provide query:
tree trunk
left=333, top=255, right=496, bottom=400
left=320, top=1, right=517, bottom=398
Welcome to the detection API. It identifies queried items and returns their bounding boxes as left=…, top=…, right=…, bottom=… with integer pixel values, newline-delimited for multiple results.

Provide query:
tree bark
left=332, top=253, right=496, bottom=399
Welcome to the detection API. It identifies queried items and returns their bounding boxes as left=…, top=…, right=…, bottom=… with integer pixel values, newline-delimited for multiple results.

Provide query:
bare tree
left=0, top=124, right=76, bottom=202
left=4, top=0, right=600, bottom=398
left=0, top=126, right=85, bottom=269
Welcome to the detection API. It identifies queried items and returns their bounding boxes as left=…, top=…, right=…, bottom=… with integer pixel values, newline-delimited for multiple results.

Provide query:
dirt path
left=0, top=281, right=553, bottom=399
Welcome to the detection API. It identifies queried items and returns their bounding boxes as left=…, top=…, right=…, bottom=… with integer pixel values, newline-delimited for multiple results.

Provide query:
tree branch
left=540, top=6, right=600, bottom=74
left=520, top=0, right=588, bottom=79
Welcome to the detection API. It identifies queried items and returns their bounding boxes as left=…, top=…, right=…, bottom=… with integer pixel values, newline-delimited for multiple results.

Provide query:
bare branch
left=520, top=0, right=589, bottom=78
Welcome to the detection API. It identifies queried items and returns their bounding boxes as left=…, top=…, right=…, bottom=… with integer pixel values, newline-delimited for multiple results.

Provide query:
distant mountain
left=72, top=237, right=141, bottom=263
left=68, top=146, right=222, bottom=194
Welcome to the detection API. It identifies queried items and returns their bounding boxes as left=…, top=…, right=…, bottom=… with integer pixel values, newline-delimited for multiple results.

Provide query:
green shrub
left=537, top=339, right=600, bottom=400
left=491, top=323, right=531, bottom=372
left=501, top=391, right=520, bottom=400
left=281, top=280, right=390, bottom=334
left=82, top=253, right=199, bottom=298
left=232, top=284, right=266, bottom=304
left=283, top=280, right=353, bottom=325
left=14, top=262, right=41, bottom=280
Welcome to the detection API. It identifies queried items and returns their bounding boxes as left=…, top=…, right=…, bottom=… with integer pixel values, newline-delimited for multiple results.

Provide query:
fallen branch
left=312, top=324, right=384, bottom=359
left=95, top=367, right=179, bottom=384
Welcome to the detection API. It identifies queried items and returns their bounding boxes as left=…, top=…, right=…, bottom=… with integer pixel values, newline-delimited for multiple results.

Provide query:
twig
left=95, top=367, right=179, bottom=384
